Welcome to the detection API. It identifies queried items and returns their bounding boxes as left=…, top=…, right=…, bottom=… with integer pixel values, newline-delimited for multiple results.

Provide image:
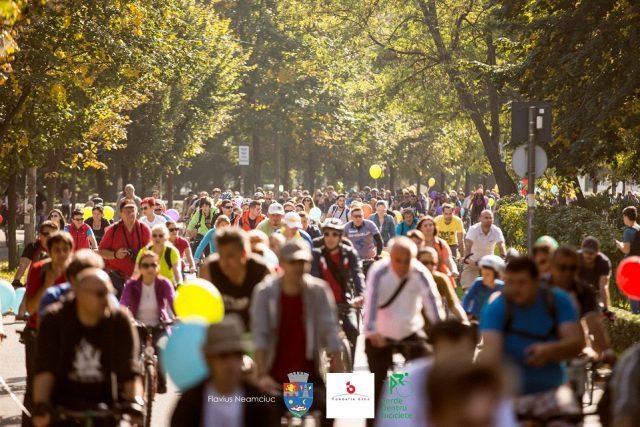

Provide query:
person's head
left=503, top=256, right=540, bottom=305
left=214, top=214, right=231, bottom=230
left=151, top=224, right=168, bottom=246
left=199, top=197, right=212, bottom=214
left=283, top=211, right=302, bottom=231
left=219, top=199, right=234, bottom=217
left=551, top=245, right=579, bottom=289
left=337, top=194, right=346, bottom=207
left=427, top=360, right=503, bottom=427
left=70, top=209, right=84, bottom=229
left=478, top=255, right=506, bottom=284
left=91, top=205, right=104, bottom=221
left=269, top=233, right=285, bottom=255
left=279, top=240, right=312, bottom=282
left=428, top=320, right=477, bottom=362
left=321, top=218, right=344, bottom=250
left=248, top=200, right=262, bottom=219
left=66, top=249, right=105, bottom=289
left=247, top=229, right=270, bottom=250
left=124, top=184, right=135, bottom=197
left=46, top=231, right=74, bottom=264
left=295, top=203, right=305, bottom=213
left=38, top=220, right=59, bottom=248
left=211, top=188, right=221, bottom=199
left=407, top=229, right=425, bottom=248
left=299, top=211, right=310, bottom=230
left=267, top=203, right=284, bottom=226
left=137, top=251, right=160, bottom=281
left=141, top=197, right=155, bottom=216
left=623, top=206, right=637, bottom=226
left=376, top=200, right=388, bottom=215
left=215, top=228, right=250, bottom=275
left=202, top=314, right=248, bottom=392
left=388, top=236, right=417, bottom=278
left=119, top=199, right=137, bottom=222
left=75, top=268, right=115, bottom=320
left=417, top=246, right=439, bottom=272
left=283, top=202, right=295, bottom=214
left=417, top=216, right=437, bottom=238
left=350, top=206, right=364, bottom=226
left=442, top=203, right=454, bottom=223
left=151, top=189, right=160, bottom=199
left=532, top=242, right=555, bottom=275
left=302, top=196, right=313, bottom=208
left=154, top=200, right=165, bottom=215
left=580, top=236, right=600, bottom=265
left=402, top=208, right=415, bottom=225
left=479, top=210, right=493, bottom=228
left=47, top=209, right=65, bottom=227
left=165, top=220, right=178, bottom=239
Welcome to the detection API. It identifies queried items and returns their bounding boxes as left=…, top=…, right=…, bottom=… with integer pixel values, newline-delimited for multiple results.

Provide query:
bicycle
left=54, top=402, right=144, bottom=427
left=382, top=337, right=431, bottom=372
left=134, top=319, right=172, bottom=427
left=517, top=410, right=596, bottom=427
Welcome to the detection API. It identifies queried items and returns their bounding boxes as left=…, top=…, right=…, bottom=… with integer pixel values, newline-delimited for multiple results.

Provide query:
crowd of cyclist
left=2, top=182, right=640, bottom=427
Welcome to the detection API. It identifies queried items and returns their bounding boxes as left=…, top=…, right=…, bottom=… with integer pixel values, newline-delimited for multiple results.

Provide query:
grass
left=0, top=261, right=17, bottom=282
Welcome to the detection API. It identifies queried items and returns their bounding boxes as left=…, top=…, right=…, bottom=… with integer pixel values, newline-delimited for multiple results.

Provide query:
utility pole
left=527, top=106, right=536, bottom=255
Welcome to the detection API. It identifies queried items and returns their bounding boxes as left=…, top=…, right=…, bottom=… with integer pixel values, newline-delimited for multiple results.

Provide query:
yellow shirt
left=136, top=244, right=180, bottom=283
left=434, top=215, right=464, bottom=247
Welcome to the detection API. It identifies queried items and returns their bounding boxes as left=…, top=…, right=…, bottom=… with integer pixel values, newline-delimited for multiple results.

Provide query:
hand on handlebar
left=350, top=296, right=364, bottom=309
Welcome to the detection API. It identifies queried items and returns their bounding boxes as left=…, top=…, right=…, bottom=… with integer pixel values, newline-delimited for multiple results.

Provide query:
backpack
left=502, top=286, right=558, bottom=341
left=628, top=225, right=640, bottom=256
left=146, top=244, right=173, bottom=268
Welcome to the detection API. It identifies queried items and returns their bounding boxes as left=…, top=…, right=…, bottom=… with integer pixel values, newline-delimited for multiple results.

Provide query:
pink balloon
left=166, top=209, right=180, bottom=222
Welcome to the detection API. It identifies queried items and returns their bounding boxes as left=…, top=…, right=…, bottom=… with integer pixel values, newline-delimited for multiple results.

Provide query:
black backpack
left=628, top=225, right=640, bottom=256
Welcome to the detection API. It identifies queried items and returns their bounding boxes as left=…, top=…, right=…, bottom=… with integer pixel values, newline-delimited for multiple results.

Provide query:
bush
left=604, top=307, right=640, bottom=354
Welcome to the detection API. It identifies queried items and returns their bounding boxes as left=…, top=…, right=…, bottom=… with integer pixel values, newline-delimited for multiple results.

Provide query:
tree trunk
left=283, top=144, right=291, bottom=191
left=418, top=0, right=517, bottom=196
left=440, top=171, right=446, bottom=192
left=0, top=85, right=31, bottom=150
left=387, top=159, right=395, bottom=192
left=274, top=138, right=281, bottom=198
left=251, top=131, right=261, bottom=191
left=573, top=176, right=586, bottom=207
left=45, top=174, right=56, bottom=217
left=306, top=148, right=316, bottom=191
left=166, top=172, right=174, bottom=208
left=7, top=172, right=18, bottom=268
left=25, top=167, right=37, bottom=244
left=95, top=169, right=108, bottom=199
left=70, top=168, right=77, bottom=212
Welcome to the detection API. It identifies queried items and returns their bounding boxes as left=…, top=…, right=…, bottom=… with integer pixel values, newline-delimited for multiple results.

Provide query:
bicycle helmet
left=478, top=255, right=506, bottom=276
left=505, top=247, right=520, bottom=262
left=321, top=218, right=344, bottom=232
left=221, top=191, right=233, bottom=200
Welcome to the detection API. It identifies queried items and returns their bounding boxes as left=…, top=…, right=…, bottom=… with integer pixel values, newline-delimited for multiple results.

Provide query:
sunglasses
left=73, top=217, right=83, bottom=221
left=140, top=262, right=158, bottom=269
left=352, top=214, right=363, bottom=218
left=324, top=232, right=341, bottom=237
left=152, top=234, right=165, bottom=238
left=167, top=227, right=178, bottom=232
left=222, top=205, right=232, bottom=209
left=556, top=264, right=578, bottom=272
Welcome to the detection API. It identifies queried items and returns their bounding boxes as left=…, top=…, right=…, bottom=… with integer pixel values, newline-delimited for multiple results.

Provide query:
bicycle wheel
left=340, top=335, right=353, bottom=372
left=144, top=363, right=155, bottom=427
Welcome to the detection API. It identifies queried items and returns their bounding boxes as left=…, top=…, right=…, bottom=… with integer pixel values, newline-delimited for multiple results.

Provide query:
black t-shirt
left=85, top=217, right=112, bottom=244
left=571, top=280, right=599, bottom=318
left=36, top=298, right=140, bottom=409
left=21, top=242, right=48, bottom=262
left=208, top=254, right=270, bottom=328
left=578, top=251, right=611, bottom=297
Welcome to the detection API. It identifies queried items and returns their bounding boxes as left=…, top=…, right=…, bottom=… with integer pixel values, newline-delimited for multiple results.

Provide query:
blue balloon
left=0, top=280, right=15, bottom=314
left=9, top=287, right=26, bottom=313
left=160, top=319, right=209, bottom=391
left=263, top=248, right=279, bottom=268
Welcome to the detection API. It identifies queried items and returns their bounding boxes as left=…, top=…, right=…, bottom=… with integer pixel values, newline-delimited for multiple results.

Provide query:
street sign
left=511, top=101, right=552, bottom=142
left=512, top=144, right=547, bottom=178
left=238, top=145, right=249, bottom=166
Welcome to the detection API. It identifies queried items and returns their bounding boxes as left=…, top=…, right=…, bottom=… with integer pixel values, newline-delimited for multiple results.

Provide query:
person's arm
left=349, top=249, right=365, bottom=299
left=12, top=257, right=31, bottom=284
left=600, top=274, right=611, bottom=309
left=524, top=321, right=584, bottom=367
left=456, top=220, right=465, bottom=255
left=497, top=241, right=507, bottom=257
left=616, top=239, right=630, bottom=254
left=88, top=232, right=98, bottom=251
left=184, top=246, right=196, bottom=271
left=193, top=228, right=213, bottom=261
left=98, top=226, right=125, bottom=260
left=171, top=249, right=182, bottom=286
left=478, top=330, right=503, bottom=363
left=444, top=281, right=468, bottom=323
left=373, top=232, right=383, bottom=256
left=461, top=283, right=476, bottom=314
left=388, top=215, right=396, bottom=238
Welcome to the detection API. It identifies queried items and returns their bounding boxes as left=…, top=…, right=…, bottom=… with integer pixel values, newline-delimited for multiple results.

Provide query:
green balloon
left=536, top=235, right=559, bottom=249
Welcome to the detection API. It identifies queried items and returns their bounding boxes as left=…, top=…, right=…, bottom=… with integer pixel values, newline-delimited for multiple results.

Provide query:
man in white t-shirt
left=460, top=210, right=506, bottom=289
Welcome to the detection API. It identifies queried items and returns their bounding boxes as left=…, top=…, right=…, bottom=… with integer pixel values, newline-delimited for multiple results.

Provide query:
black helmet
left=321, top=218, right=344, bottom=232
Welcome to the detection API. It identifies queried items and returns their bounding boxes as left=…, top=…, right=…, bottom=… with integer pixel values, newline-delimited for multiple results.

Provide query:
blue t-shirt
left=194, top=227, right=218, bottom=260
left=480, top=287, right=579, bottom=395
left=623, top=226, right=639, bottom=257
left=38, top=282, right=72, bottom=319
left=395, top=221, right=417, bottom=236
left=462, top=278, right=505, bottom=319
left=343, top=219, right=381, bottom=260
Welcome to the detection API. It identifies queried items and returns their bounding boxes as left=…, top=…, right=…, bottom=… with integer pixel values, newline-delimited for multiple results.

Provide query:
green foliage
left=495, top=195, right=527, bottom=253
left=604, top=308, right=640, bottom=354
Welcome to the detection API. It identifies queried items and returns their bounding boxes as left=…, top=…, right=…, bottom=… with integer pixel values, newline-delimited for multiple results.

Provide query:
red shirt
left=269, top=292, right=314, bottom=383
left=25, top=260, right=67, bottom=328
left=173, top=236, right=189, bottom=257
left=98, top=221, right=151, bottom=277
left=320, top=252, right=345, bottom=303
left=64, top=223, right=92, bottom=251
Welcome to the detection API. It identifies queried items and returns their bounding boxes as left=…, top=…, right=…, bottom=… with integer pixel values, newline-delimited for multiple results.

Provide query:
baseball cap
left=279, top=239, right=312, bottom=263
left=202, top=314, right=249, bottom=356
left=284, top=212, right=302, bottom=229
left=119, top=199, right=136, bottom=211
left=581, top=236, right=600, bottom=253
left=268, top=203, right=284, bottom=215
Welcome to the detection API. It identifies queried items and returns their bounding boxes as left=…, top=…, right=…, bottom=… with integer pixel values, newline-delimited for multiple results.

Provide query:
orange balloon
left=362, top=204, right=373, bottom=218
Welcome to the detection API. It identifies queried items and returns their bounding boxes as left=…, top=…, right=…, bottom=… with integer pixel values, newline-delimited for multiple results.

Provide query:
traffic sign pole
left=527, top=106, right=536, bottom=255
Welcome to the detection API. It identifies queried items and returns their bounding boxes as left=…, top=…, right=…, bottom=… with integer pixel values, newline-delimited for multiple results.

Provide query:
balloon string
left=0, top=375, right=32, bottom=417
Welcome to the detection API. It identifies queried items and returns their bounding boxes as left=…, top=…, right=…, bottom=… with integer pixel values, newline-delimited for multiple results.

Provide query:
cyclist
left=98, top=199, right=151, bottom=298
left=279, top=211, right=314, bottom=248
left=47, top=209, right=66, bottom=232
left=234, top=200, right=265, bottom=231
left=11, top=220, right=57, bottom=290
left=64, top=209, right=98, bottom=251
left=139, top=197, right=167, bottom=228
left=171, top=315, right=281, bottom=427
left=120, top=251, right=175, bottom=394
left=434, top=203, right=465, bottom=259
left=84, top=205, right=111, bottom=245
left=343, top=205, right=383, bottom=275
left=311, top=218, right=365, bottom=357
left=300, top=211, right=321, bottom=239
left=200, top=228, right=270, bottom=329
left=326, top=193, right=350, bottom=224
left=132, top=224, right=182, bottom=286
left=368, top=200, right=396, bottom=246
left=251, top=240, right=341, bottom=426
left=186, top=196, right=217, bottom=254
left=461, top=210, right=506, bottom=290
left=364, top=236, right=445, bottom=419
left=416, top=216, right=458, bottom=286
left=577, top=236, right=612, bottom=310
left=395, top=207, right=417, bottom=236
left=32, top=269, right=143, bottom=427
left=166, top=220, right=196, bottom=274
left=479, top=256, right=584, bottom=422
left=462, top=255, right=505, bottom=321
left=533, top=239, right=556, bottom=276
left=193, top=215, right=232, bottom=262
left=256, top=202, right=284, bottom=235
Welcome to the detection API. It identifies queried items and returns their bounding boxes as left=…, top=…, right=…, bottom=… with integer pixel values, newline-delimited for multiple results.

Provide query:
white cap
left=284, top=212, right=302, bottom=229
left=268, top=203, right=285, bottom=215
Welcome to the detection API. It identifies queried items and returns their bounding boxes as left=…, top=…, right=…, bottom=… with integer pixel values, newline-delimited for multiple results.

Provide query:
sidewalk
left=0, top=228, right=25, bottom=262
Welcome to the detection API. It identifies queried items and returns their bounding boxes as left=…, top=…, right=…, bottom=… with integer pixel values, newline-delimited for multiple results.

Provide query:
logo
left=388, top=372, right=410, bottom=397
left=283, top=372, right=313, bottom=418
left=326, top=373, right=375, bottom=419
left=381, top=371, right=413, bottom=420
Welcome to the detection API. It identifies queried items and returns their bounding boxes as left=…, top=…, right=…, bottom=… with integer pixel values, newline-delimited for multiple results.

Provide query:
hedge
left=605, top=308, right=640, bottom=354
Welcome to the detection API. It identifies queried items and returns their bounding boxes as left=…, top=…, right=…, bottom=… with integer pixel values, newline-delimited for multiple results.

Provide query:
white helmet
left=478, top=255, right=506, bottom=276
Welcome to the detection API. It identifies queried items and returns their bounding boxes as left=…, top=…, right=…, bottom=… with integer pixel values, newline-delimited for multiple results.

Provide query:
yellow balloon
left=488, top=198, right=495, bottom=207
left=369, top=164, right=382, bottom=180
left=174, top=278, right=225, bottom=323
left=428, top=177, right=436, bottom=187
left=83, top=206, right=93, bottom=220
left=103, top=205, right=114, bottom=221
left=395, top=211, right=403, bottom=224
